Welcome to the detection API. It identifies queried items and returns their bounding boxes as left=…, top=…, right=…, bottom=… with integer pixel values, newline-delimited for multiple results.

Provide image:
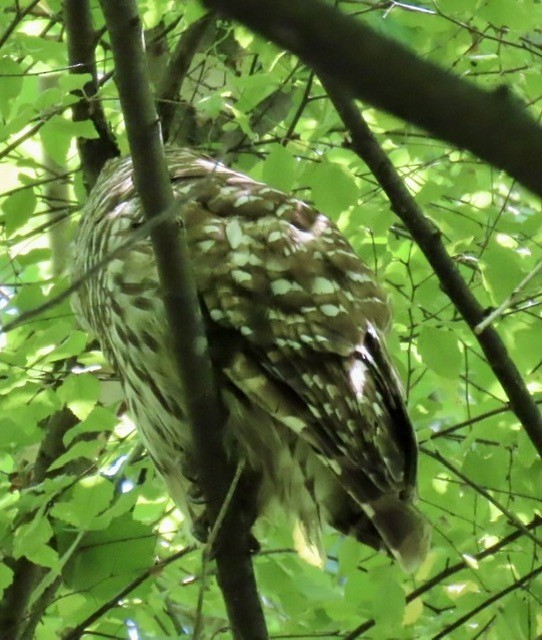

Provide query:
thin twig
left=62, top=547, right=195, bottom=640
left=157, top=13, right=214, bottom=141
left=0, top=0, right=42, bottom=49
left=475, top=261, right=542, bottom=334
left=1, top=201, right=184, bottom=333
left=432, top=565, right=542, bottom=639
left=194, top=460, right=247, bottom=639
left=345, top=515, right=542, bottom=639
left=422, top=447, right=542, bottom=549
left=425, top=398, right=542, bottom=442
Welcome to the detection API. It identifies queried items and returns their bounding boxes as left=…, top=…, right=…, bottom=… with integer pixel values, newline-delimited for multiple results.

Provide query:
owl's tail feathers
left=367, top=496, right=431, bottom=574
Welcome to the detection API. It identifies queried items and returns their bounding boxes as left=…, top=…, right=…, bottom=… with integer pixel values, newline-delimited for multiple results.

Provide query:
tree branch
left=424, top=399, right=542, bottom=443
left=97, top=1, right=268, bottom=638
left=202, top=0, right=542, bottom=199
left=421, top=447, right=542, bottom=549
left=64, top=0, right=119, bottom=190
left=157, top=12, right=214, bottom=142
left=62, top=547, right=196, bottom=640
left=433, top=564, right=542, bottom=640
left=0, top=408, right=78, bottom=640
left=345, top=515, right=542, bottom=639
left=0, top=0, right=42, bottom=48
left=319, top=77, right=542, bottom=458
left=474, top=261, right=542, bottom=334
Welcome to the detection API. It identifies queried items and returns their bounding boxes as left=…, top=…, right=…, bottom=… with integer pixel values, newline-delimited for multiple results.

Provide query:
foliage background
left=0, top=0, right=541, bottom=638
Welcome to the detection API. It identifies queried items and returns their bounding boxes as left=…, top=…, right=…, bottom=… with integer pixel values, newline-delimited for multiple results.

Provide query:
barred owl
left=72, top=148, right=429, bottom=572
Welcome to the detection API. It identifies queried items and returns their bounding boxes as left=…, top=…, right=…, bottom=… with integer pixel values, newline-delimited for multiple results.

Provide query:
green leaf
left=58, top=72, right=94, bottom=93
left=15, top=247, right=51, bottom=266
left=309, top=161, right=358, bottom=218
left=39, top=116, right=72, bottom=165
left=39, top=116, right=99, bottom=166
left=481, top=245, right=525, bottom=303
left=1, top=187, right=37, bottom=235
left=338, top=537, right=363, bottom=577
left=262, top=145, right=296, bottom=192
left=183, top=0, right=207, bottom=25
left=47, top=439, right=104, bottom=472
left=0, top=57, right=23, bottom=117
left=48, top=331, right=87, bottom=362
left=51, top=476, right=114, bottom=529
left=57, top=513, right=157, bottom=595
left=478, top=0, right=531, bottom=29
left=462, top=447, right=508, bottom=488
left=13, top=517, right=59, bottom=569
left=344, top=569, right=372, bottom=607
left=63, top=406, right=118, bottom=446
left=0, top=400, right=41, bottom=447
left=438, top=0, right=480, bottom=14
left=0, top=563, right=14, bottom=598
left=417, top=326, right=462, bottom=378
left=370, top=567, right=405, bottom=630
left=57, top=373, right=100, bottom=420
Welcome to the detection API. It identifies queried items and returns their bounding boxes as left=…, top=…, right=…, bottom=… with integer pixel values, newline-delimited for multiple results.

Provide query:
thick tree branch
left=97, top=2, right=268, bottom=638
left=202, top=0, right=542, bottom=199
left=320, top=77, right=542, bottom=459
left=64, top=0, right=119, bottom=190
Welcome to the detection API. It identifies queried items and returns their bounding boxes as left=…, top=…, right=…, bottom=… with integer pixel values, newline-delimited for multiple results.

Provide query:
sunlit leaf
left=57, top=373, right=100, bottom=420
left=1, top=188, right=37, bottom=235
left=309, top=161, right=358, bottom=217
left=13, top=517, right=59, bottom=569
left=263, top=144, right=296, bottom=191
left=417, top=326, right=462, bottom=378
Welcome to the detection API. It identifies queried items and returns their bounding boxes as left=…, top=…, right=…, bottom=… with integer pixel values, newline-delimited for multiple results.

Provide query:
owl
left=71, top=148, right=429, bottom=572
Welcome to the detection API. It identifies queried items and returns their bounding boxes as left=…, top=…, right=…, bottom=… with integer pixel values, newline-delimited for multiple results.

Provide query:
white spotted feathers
left=72, top=148, right=429, bottom=573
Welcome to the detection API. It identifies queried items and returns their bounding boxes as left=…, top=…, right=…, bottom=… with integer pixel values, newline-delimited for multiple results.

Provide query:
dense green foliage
left=0, top=1, right=541, bottom=638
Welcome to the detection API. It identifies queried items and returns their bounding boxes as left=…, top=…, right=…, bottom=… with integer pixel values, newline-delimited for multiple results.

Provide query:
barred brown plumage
left=71, top=147, right=430, bottom=572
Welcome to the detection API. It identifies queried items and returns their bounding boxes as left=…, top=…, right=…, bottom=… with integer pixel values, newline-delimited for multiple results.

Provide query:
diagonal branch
left=97, top=2, right=268, bottom=639
left=432, top=564, right=542, bottom=640
left=474, top=261, right=542, bottom=334
left=345, top=515, right=542, bottom=639
left=319, top=77, right=542, bottom=459
left=421, top=447, right=542, bottom=549
left=202, top=0, right=542, bottom=199
left=62, top=547, right=196, bottom=640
